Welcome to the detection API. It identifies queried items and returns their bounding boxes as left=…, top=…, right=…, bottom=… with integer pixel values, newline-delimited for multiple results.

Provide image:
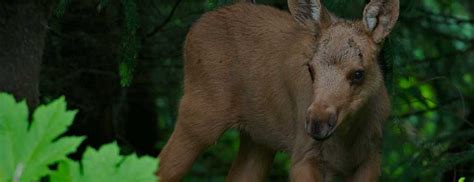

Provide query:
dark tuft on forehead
left=348, top=38, right=357, bottom=48
left=348, top=38, right=363, bottom=60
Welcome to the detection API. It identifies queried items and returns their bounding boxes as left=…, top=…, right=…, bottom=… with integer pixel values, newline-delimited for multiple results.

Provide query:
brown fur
left=157, top=0, right=398, bottom=181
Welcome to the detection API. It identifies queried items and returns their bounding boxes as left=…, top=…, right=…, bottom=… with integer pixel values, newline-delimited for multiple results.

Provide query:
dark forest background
left=0, top=0, right=473, bottom=181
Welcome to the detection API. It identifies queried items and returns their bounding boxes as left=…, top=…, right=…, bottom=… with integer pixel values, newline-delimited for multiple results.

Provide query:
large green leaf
left=0, top=93, right=84, bottom=182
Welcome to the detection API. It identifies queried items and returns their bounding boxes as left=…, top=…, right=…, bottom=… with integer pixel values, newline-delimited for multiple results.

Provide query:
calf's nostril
left=311, top=120, right=321, bottom=133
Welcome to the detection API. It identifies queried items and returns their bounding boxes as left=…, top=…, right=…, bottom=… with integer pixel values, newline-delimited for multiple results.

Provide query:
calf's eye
left=351, top=70, right=365, bottom=84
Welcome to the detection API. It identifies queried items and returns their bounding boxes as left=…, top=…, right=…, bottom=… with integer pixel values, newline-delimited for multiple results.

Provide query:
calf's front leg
left=290, top=157, right=323, bottom=182
left=346, top=153, right=381, bottom=182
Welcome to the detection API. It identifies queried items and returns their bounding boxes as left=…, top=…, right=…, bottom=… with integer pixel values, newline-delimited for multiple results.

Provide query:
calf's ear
left=288, top=0, right=333, bottom=29
left=363, top=0, right=399, bottom=43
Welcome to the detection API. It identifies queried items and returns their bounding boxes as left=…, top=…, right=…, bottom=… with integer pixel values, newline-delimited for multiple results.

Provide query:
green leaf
left=0, top=93, right=84, bottom=181
left=0, top=93, right=28, bottom=182
left=50, top=142, right=159, bottom=182
left=118, top=154, right=159, bottom=182
left=50, top=160, right=81, bottom=182
left=81, top=143, right=123, bottom=181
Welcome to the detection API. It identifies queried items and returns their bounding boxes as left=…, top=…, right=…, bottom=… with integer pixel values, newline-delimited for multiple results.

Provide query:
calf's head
left=288, top=0, right=399, bottom=140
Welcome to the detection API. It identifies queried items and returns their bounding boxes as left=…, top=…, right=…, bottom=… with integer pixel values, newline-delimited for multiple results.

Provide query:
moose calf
left=158, top=0, right=399, bottom=181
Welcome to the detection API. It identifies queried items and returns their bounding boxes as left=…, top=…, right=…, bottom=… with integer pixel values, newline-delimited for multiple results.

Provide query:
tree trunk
left=0, top=1, right=51, bottom=108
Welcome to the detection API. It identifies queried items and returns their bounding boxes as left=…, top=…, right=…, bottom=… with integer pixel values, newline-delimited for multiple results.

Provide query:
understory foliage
left=0, top=93, right=159, bottom=182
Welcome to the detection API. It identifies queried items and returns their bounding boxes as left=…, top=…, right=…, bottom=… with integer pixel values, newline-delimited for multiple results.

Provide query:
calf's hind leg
left=157, top=95, right=234, bottom=181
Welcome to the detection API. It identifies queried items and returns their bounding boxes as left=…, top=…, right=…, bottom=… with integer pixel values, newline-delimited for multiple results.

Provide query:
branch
left=394, top=97, right=461, bottom=118
left=417, top=8, right=474, bottom=25
left=408, top=45, right=474, bottom=67
left=146, top=0, right=183, bottom=38
left=402, top=16, right=474, bottom=42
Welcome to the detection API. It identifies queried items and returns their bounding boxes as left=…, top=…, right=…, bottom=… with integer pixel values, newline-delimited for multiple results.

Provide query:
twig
left=395, top=98, right=456, bottom=118
left=146, top=0, right=183, bottom=38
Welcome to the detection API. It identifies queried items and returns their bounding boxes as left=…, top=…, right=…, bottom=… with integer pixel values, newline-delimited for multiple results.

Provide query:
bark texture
left=0, top=1, right=52, bottom=108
